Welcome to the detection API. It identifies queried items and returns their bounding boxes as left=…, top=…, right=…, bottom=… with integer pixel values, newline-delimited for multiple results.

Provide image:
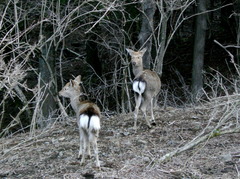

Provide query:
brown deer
left=59, top=75, right=101, bottom=168
left=126, top=48, right=161, bottom=130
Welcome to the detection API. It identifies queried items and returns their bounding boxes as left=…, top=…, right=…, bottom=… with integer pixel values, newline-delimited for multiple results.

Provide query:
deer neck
left=70, top=94, right=81, bottom=114
left=133, top=65, right=143, bottom=77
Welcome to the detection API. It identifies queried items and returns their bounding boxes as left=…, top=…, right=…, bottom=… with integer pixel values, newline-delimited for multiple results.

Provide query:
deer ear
left=74, top=75, right=81, bottom=84
left=126, top=48, right=134, bottom=56
left=140, top=47, right=147, bottom=54
left=70, top=79, right=74, bottom=87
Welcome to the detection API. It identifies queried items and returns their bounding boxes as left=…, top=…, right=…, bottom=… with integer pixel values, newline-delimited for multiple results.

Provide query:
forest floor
left=0, top=106, right=240, bottom=179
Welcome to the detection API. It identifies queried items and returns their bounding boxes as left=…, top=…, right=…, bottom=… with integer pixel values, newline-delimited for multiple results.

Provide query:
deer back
left=79, top=101, right=101, bottom=117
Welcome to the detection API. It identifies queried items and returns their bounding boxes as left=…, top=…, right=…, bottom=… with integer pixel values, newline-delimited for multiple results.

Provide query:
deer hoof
left=150, top=120, right=156, bottom=126
left=151, top=121, right=156, bottom=126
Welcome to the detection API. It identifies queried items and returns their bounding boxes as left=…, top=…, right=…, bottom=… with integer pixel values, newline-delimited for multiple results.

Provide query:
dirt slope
left=0, top=107, right=239, bottom=179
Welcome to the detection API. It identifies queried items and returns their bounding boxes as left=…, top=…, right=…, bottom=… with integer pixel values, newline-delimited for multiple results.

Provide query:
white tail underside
left=133, top=80, right=146, bottom=94
left=79, top=114, right=101, bottom=130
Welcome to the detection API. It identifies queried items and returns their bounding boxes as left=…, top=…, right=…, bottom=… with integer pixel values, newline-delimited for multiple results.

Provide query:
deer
left=126, top=48, right=161, bottom=130
left=59, top=75, right=101, bottom=168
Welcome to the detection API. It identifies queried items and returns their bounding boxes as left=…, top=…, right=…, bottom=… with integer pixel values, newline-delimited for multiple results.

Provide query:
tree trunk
left=191, top=0, right=207, bottom=101
left=86, top=34, right=102, bottom=76
left=38, top=36, right=57, bottom=128
left=234, top=0, right=240, bottom=64
left=139, top=0, right=156, bottom=69
left=155, top=1, right=167, bottom=76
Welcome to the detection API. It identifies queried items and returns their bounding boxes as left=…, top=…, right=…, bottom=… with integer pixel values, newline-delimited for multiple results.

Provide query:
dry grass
left=0, top=106, right=239, bottom=179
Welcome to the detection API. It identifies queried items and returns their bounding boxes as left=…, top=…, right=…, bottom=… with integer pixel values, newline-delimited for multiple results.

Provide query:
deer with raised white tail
left=126, top=48, right=161, bottom=130
left=59, top=75, right=101, bottom=168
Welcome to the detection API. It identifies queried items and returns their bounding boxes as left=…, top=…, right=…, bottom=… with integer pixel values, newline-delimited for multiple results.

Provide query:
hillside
left=0, top=106, right=239, bottom=179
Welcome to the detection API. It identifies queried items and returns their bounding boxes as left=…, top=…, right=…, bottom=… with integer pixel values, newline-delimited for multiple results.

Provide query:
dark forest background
left=0, top=0, right=239, bottom=135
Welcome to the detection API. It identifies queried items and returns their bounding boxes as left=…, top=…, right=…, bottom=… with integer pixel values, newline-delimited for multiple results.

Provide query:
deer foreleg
left=134, top=93, right=142, bottom=130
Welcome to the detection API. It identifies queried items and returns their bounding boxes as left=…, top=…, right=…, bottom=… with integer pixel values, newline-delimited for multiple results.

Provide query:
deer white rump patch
left=133, top=80, right=146, bottom=94
left=80, top=114, right=101, bottom=130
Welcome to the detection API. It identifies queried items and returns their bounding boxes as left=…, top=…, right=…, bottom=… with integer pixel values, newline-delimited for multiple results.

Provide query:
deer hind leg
left=78, top=126, right=83, bottom=158
left=134, top=93, right=142, bottom=130
left=87, top=141, right=91, bottom=158
left=90, top=131, right=100, bottom=168
left=150, top=98, right=156, bottom=126
left=140, top=94, right=152, bottom=129
left=80, top=130, right=88, bottom=165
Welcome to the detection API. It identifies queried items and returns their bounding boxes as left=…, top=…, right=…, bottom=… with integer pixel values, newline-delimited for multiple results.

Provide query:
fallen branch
left=158, top=126, right=240, bottom=163
left=158, top=93, right=240, bottom=163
